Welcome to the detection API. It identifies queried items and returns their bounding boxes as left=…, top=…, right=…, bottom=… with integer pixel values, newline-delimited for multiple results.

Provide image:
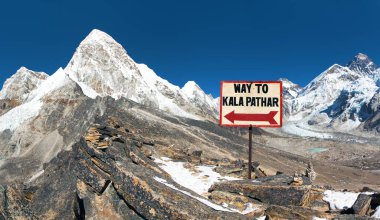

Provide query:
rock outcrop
left=0, top=116, right=248, bottom=219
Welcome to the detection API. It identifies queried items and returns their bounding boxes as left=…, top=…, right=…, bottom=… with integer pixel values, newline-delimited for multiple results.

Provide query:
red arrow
left=224, top=111, right=278, bottom=125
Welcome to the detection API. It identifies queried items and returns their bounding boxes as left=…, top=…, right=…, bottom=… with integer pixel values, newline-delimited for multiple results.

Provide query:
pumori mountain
left=281, top=53, right=380, bottom=134
left=0, top=29, right=218, bottom=124
left=0, top=29, right=219, bottom=181
left=64, top=29, right=218, bottom=121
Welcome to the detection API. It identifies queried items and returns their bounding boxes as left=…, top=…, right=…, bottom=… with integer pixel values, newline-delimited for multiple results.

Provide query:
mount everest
left=281, top=53, right=380, bottom=135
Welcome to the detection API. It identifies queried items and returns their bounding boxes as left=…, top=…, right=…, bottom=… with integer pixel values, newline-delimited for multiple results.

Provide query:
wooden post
left=248, top=125, right=253, bottom=179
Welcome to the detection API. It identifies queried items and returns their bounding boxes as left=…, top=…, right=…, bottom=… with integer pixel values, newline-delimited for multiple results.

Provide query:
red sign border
left=219, top=80, right=283, bottom=128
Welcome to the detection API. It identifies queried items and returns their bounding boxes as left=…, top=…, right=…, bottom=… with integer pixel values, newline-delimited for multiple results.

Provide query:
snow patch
left=312, top=217, right=327, bottom=220
left=221, top=202, right=257, bottom=214
left=323, top=190, right=359, bottom=210
left=68, top=77, right=99, bottom=99
left=0, top=100, right=43, bottom=131
left=372, top=206, right=380, bottom=218
left=153, top=176, right=232, bottom=212
left=26, top=169, right=44, bottom=183
left=26, top=68, right=68, bottom=101
left=154, top=157, right=240, bottom=196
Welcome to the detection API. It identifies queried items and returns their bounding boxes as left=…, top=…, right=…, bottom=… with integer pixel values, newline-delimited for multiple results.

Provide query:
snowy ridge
left=280, top=78, right=301, bottom=99
left=137, top=64, right=200, bottom=119
left=0, top=68, right=71, bottom=132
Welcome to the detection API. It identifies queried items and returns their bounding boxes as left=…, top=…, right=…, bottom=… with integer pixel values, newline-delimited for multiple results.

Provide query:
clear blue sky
left=1, top=0, right=380, bottom=97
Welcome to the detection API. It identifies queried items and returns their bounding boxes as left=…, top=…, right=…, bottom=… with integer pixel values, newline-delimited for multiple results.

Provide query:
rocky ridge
left=2, top=115, right=379, bottom=219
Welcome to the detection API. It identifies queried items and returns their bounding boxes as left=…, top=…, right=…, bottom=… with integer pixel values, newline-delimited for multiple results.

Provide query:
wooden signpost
left=219, top=81, right=282, bottom=179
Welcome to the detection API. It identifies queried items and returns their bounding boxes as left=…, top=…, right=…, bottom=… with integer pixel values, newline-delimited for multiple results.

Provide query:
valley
left=0, top=29, right=379, bottom=219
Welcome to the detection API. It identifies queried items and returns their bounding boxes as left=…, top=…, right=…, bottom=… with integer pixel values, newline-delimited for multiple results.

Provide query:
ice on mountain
left=0, top=68, right=71, bottom=132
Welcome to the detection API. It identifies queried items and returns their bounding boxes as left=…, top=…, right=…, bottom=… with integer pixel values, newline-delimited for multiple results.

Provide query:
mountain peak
left=0, top=67, right=48, bottom=101
left=181, top=81, right=202, bottom=97
left=79, top=29, right=121, bottom=48
left=183, top=81, right=200, bottom=89
left=356, top=53, right=369, bottom=60
left=14, top=66, right=48, bottom=79
left=84, top=29, right=113, bottom=41
left=347, top=53, right=377, bottom=75
left=17, top=66, right=29, bottom=72
left=279, top=78, right=300, bottom=88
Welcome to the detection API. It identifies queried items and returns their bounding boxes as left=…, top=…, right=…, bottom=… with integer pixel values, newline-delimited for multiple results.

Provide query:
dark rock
left=234, top=159, right=245, bottom=168
left=209, top=190, right=266, bottom=215
left=209, top=175, right=320, bottom=207
left=219, top=158, right=231, bottom=165
left=309, top=200, right=330, bottom=212
left=142, top=138, right=155, bottom=146
left=133, top=140, right=143, bottom=148
left=191, top=150, right=203, bottom=157
left=371, top=193, right=380, bottom=209
left=188, top=150, right=203, bottom=164
left=226, top=168, right=243, bottom=174
left=265, top=205, right=335, bottom=220
left=0, top=185, right=32, bottom=219
left=113, top=137, right=125, bottom=143
left=141, top=145, right=153, bottom=158
left=352, top=194, right=371, bottom=216
left=255, top=174, right=312, bottom=186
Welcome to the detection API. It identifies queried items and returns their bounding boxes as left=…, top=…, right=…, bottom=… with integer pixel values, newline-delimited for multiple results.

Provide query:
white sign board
left=219, top=81, right=282, bottom=127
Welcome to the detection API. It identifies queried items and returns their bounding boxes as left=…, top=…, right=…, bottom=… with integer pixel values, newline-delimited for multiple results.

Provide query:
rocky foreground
left=1, top=113, right=379, bottom=219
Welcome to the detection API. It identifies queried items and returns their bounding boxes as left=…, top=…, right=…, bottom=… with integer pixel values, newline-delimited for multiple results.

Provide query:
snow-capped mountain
left=347, top=53, right=378, bottom=76
left=280, top=78, right=302, bottom=99
left=65, top=29, right=218, bottom=120
left=0, top=29, right=221, bottom=165
left=181, top=81, right=219, bottom=119
left=0, top=67, right=48, bottom=102
left=279, top=78, right=302, bottom=116
left=283, top=53, right=380, bottom=133
left=0, top=68, right=73, bottom=132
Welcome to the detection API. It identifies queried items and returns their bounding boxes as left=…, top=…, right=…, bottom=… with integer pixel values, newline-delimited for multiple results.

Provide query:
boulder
left=209, top=190, right=266, bottom=213
left=209, top=175, right=325, bottom=208
left=265, top=205, right=335, bottom=220
left=188, top=150, right=203, bottom=163
left=352, top=194, right=372, bottom=216
left=210, top=179, right=310, bottom=206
